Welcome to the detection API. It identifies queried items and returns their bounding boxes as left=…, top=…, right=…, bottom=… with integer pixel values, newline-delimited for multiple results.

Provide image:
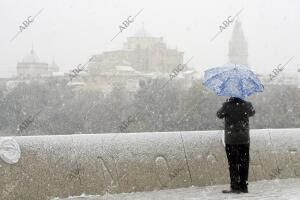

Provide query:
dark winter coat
left=217, top=97, right=255, bottom=144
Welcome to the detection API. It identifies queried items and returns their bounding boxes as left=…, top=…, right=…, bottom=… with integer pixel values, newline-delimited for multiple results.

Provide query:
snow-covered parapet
left=0, top=129, right=299, bottom=200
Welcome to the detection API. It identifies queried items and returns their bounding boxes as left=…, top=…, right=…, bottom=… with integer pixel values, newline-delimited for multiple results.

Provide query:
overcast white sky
left=0, top=0, right=299, bottom=78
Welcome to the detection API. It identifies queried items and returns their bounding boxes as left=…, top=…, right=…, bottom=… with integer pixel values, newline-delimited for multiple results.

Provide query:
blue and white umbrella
left=203, top=64, right=264, bottom=99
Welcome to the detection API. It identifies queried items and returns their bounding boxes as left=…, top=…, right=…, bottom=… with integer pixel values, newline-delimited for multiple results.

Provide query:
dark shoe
left=240, top=183, right=248, bottom=193
left=239, top=187, right=248, bottom=193
left=222, top=189, right=240, bottom=194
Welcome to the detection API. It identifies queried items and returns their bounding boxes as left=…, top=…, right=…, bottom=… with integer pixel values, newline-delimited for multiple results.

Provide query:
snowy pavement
left=56, top=178, right=300, bottom=200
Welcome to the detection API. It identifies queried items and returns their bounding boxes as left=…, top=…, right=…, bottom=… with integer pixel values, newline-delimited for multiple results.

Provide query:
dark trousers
left=225, top=144, right=250, bottom=189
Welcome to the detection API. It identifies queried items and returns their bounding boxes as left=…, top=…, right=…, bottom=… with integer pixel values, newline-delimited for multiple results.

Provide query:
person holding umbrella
left=203, top=64, right=263, bottom=194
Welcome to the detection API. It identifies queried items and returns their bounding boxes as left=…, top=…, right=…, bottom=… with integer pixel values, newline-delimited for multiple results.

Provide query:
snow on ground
left=55, top=178, right=300, bottom=200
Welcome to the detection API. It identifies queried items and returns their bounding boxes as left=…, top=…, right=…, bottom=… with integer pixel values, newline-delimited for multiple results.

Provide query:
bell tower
left=228, top=19, right=248, bottom=66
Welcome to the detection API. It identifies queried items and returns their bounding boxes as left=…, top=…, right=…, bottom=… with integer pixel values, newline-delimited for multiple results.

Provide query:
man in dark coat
left=217, top=97, right=255, bottom=193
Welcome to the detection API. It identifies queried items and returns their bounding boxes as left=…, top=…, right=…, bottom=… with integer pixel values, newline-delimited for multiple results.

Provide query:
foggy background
left=0, top=0, right=299, bottom=77
left=0, top=0, right=299, bottom=136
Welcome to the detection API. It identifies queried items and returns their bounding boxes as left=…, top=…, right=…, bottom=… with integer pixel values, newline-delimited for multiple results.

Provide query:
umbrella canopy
left=203, top=64, right=264, bottom=99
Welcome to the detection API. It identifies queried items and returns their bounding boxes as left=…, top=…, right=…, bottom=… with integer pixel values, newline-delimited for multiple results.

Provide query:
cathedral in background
left=89, top=27, right=184, bottom=74
left=84, top=27, right=197, bottom=93
left=13, top=22, right=298, bottom=92
left=11, top=27, right=197, bottom=94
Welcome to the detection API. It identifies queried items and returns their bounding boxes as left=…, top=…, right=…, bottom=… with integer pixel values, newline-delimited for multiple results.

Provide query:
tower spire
left=228, top=19, right=248, bottom=66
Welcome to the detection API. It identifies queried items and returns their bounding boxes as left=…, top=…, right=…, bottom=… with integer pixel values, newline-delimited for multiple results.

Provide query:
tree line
left=0, top=78, right=299, bottom=136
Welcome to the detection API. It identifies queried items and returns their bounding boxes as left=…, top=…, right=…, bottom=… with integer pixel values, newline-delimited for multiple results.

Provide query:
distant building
left=228, top=19, right=248, bottom=66
left=17, top=48, right=60, bottom=78
left=89, top=27, right=183, bottom=74
left=85, top=27, right=196, bottom=93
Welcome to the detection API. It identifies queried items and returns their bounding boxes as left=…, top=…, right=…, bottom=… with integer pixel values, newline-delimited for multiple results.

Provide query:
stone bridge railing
left=0, top=129, right=299, bottom=200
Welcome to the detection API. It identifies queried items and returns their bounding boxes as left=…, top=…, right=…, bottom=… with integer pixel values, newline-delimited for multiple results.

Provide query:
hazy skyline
left=0, top=0, right=299, bottom=78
